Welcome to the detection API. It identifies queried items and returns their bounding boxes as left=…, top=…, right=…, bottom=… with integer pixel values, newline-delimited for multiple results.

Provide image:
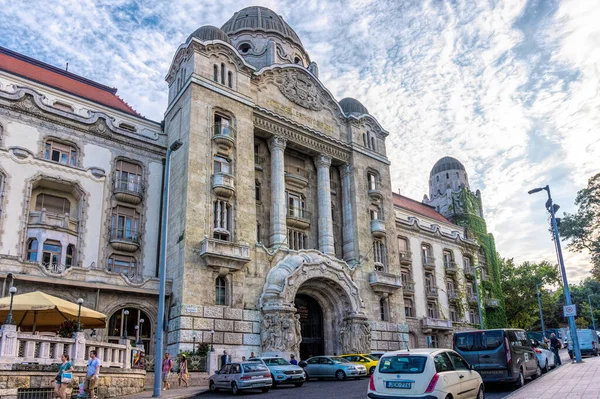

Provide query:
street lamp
left=5, top=286, right=17, bottom=325
left=153, top=139, right=183, bottom=398
left=529, top=185, right=582, bottom=363
left=76, top=298, right=83, bottom=332
left=134, top=325, right=139, bottom=344
left=473, top=266, right=484, bottom=329
left=536, top=284, right=546, bottom=340
left=210, top=330, right=215, bottom=352
left=588, top=295, right=596, bottom=332
left=123, top=310, right=129, bottom=339
left=139, top=319, right=144, bottom=345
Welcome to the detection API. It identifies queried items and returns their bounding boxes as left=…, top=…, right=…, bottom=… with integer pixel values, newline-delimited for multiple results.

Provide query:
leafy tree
left=559, top=173, right=600, bottom=280
left=500, top=258, right=561, bottom=330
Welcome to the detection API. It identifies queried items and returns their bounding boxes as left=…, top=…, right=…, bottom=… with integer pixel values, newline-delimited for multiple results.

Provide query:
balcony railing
left=369, top=271, right=402, bottom=294
left=287, top=207, right=311, bottom=229
left=399, top=251, right=412, bottom=265
left=403, top=281, right=415, bottom=293
left=212, top=123, right=236, bottom=151
left=448, top=291, right=460, bottom=301
left=114, top=180, right=144, bottom=204
left=370, top=219, right=386, bottom=238
left=421, top=317, right=453, bottom=331
left=445, top=261, right=457, bottom=274
left=426, top=287, right=438, bottom=298
left=109, top=228, right=141, bottom=252
left=28, top=210, right=78, bottom=234
left=212, top=172, right=235, bottom=198
left=423, top=256, right=436, bottom=270
left=199, top=238, right=251, bottom=272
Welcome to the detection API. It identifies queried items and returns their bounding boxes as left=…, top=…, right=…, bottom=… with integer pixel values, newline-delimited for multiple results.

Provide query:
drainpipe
left=156, top=157, right=166, bottom=278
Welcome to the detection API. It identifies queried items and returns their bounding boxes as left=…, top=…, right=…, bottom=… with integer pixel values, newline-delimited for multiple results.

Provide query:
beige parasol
left=0, top=291, right=106, bottom=331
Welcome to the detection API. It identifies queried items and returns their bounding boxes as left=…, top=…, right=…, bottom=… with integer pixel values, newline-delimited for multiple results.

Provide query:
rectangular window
left=107, top=255, right=136, bottom=277
left=214, top=155, right=231, bottom=174
left=427, top=301, right=437, bottom=318
left=214, top=115, right=231, bottom=136
left=213, top=200, right=232, bottom=240
left=111, top=206, right=140, bottom=240
left=42, top=240, right=61, bottom=267
left=44, top=140, right=77, bottom=166
left=449, top=306, right=458, bottom=322
left=35, top=194, right=71, bottom=215
left=115, top=160, right=142, bottom=193
left=404, top=297, right=415, bottom=317
left=367, top=173, right=377, bottom=191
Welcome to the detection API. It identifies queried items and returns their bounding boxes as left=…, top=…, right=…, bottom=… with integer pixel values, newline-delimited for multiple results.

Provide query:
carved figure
left=276, top=71, right=322, bottom=111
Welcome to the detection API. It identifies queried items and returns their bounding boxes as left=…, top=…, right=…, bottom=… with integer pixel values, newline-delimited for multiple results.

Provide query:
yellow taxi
left=339, top=354, right=380, bottom=375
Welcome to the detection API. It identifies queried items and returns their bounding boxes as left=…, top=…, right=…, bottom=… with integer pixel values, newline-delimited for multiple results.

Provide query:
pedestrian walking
left=550, top=333, right=562, bottom=366
left=178, top=354, right=189, bottom=388
left=241, top=356, right=246, bottom=361
left=220, top=350, right=230, bottom=367
left=84, top=350, right=101, bottom=399
left=289, top=354, right=298, bottom=365
left=54, top=354, right=74, bottom=399
left=162, top=353, right=173, bottom=390
left=250, top=351, right=255, bottom=358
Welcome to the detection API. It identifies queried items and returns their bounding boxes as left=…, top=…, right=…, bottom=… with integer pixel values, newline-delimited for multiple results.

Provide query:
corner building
left=164, top=7, right=408, bottom=358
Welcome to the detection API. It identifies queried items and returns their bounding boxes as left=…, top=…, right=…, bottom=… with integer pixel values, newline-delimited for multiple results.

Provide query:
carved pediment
left=275, top=70, right=323, bottom=111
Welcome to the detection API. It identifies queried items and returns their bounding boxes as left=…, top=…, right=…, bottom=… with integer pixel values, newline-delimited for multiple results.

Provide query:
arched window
left=214, top=114, right=231, bottom=136
left=379, top=298, right=389, bottom=321
left=27, top=239, right=38, bottom=261
left=108, top=308, right=152, bottom=354
left=363, top=133, right=367, bottom=147
left=371, top=136, right=376, bottom=151
left=221, top=63, right=226, bottom=85
left=215, top=277, right=226, bottom=305
left=228, top=71, right=233, bottom=88
left=44, top=139, right=78, bottom=166
left=66, top=244, right=75, bottom=267
left=436, top=175, right=440, bottom=182
left=294, top=56, right=301, bottom=64
left=367, top=172, right=379, bottom=191
left=421, top=243, right=433, bottom=264
left=213, top=65, right=218, bottom=82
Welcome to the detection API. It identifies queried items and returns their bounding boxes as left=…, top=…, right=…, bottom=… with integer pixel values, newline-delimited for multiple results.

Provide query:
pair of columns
left=267, top=136, right=355, bottom=262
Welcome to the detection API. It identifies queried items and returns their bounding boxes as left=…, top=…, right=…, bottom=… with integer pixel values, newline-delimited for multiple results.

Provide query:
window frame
left=115, top=159, right=143, bottom=194
left=41, top=240, right=62, bottom=267
left=27, top=238, right=38, bottom=261
left=44, top=139, right=78, bottom=166
left=107, top=254, right=137, bottom=277
left=215, top=277, right=226, bottom=305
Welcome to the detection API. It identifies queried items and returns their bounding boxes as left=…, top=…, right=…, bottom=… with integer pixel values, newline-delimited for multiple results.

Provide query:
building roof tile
left=392, top=192, right=451, bottom=224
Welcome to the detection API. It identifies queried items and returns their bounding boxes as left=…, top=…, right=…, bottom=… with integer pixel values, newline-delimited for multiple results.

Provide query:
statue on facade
left=340, top=319, right=372, bottom=353
left=281, top=313, right=300, bottom=353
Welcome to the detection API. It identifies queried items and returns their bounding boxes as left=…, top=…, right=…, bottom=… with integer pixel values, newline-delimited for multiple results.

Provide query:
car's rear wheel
left=369, top=366, right=376, bottom=375
left=477, top=385, right=485, bottom=399
left=209, top=381, right=218, bottom=393
left=335, top=370, right=346, bottom=381
left=304, top=372, right=310, bottom=381
left=294, top=382, right=304, bottom=387
left=532, top=363, right=542, bottom=379
left=515, top=369, right=525, bottom=388
left=271, top=377, right=277, bottom=387
left=261, top=387, right=270, bottom=393
left=231, top=382, right=240, bottom=395
left=543, top=359, right=550, bottom=373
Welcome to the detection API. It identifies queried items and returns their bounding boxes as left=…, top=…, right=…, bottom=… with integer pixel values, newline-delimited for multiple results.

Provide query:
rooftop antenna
left=65, top=62, right=69, bottom=72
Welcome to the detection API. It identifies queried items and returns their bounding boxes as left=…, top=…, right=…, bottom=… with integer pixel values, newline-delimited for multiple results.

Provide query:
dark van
left=453, top=329, right=540, bottom=387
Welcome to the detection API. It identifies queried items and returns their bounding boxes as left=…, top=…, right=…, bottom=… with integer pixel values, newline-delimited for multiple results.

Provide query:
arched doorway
left=295, top=294, right=323, bottom=359
left=108, top=308, right=152, bottom=355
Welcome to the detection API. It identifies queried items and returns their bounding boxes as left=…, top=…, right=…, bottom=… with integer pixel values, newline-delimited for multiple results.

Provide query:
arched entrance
left=108, top=307, right=152, bottom=355
left=295, top=294, right=323, bottom=359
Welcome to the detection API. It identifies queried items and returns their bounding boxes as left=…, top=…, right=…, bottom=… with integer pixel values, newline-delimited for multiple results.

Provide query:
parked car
left=339, top=353, right=379, bottom=374
left=369, top=351, right=385, bottom=359
left=367, top=348, right=484, bottom=399
left=300, top=355, right=367, bottom=380
left=530, top=339, right=556, bottom=372
left=249, top=356, right=305, bottom=387
left=453, top=329, right=541, bottom=387
left=209, top=362, right=272, bottom=395
left=567, top=329, right=599, bottom=358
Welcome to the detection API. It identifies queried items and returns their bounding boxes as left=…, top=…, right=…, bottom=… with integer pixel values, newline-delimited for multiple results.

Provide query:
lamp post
left=210, top=330, right=215, bottom=352
left=5, top=286, right=17, bottom=325
left=588, top=295, right=596, bottom=332
left=473, top=266, right=484, bottom=329
left=528, top=185, right=582, bottom=363
left=76, top=298, right=83, bottom=332
left=123, top=310, right=129, bottom=339
left=153, top=139, right=183, bottom=397
left=536, top=284, right=546, bottom=340
left=139, top=319, right=144, bottom=345
left=134, top=325, right=139, bottom=344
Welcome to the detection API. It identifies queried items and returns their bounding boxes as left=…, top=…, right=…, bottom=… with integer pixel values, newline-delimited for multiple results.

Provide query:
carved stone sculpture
left=275, top=71, right=322, bottom=111
left=261, top=311, right=302, bottom=353
left=340, top=319, right=372, bottom=354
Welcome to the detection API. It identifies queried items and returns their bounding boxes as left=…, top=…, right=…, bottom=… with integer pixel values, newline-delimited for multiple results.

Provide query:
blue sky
left=1, top=0, right=598, bottom=282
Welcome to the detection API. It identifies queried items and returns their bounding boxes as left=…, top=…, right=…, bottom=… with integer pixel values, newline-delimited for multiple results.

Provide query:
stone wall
left=370, top=321, right=409, bottom=351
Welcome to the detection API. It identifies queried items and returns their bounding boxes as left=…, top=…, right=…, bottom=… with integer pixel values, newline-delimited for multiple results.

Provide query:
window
left=466, top=284, right=474, bottom=297
left=369, top=207, right=380, bottom=221
left=35, top=193, right=71, bottom=215
left=221, top=63, right=225, bottom=85
left=436, top=175, right=440, bottom=182
left=469, top=309, right=480, bottom=324
left=53, top=101, right=74, bottom=112
left=107, top=255, right=137, bottom=277
left=66, top=244, right=75, bottom=267
left=421, top=243, right=433, bottom=263
left=371, top=136, right=376, bottom=151
left=115, top=160, right=143, bottom=193
left=215, top=277, right=226, bottom=305
left=401, top=270, right=410, bottom=285
left=255, top=181, right=261, bottom=201
left=427, top=301, right=437, bottom=319
left=449, top=306, right=459, bottom=322
left=430, top=334, right=439, bottom=348
left=287, top=193, right=305, bottom=218
left=373, top=239, right=387, bottom=271
left=213, top=65, right=218, bottom=82
left=239, top=43, right=251, bottom=53
left=362, top=133, right=367, bottom=147
left=446, top=172, right=449, bottom=179
left=433, top=352, right=453, bottom=371
left=404, top=297, right=415, bottom=317
left=118, top=123, right=136, bottom=132
left=108, top=308, right=151, bottom=354
left=111, top=206, right=140, bottom=241
left=378, top=355, right=427, bottom=374
left=44, top=140, right=77, bottom=166
left=456, top=171, right=460, bottom=178
left=294, top=56, right=301, bottom=64
left=213, top=200, right=232, bottom=240
left=214, top=155, right=231, bottom=174
left=27, top=239, right=38, bottom=261
left=214, top=114, right=231, bottom=136
left=288, top=229, right=307, bottom=250
left=228, top=71, right=233, bottom=88
left=464, top=255, right=472, bottom=270
left=367, top=172, right=378, bottom=191
left=425, top=273, right=434, bottom=291
left=443, top=250, right=453, bottom=267
left=446, top=279, right=455, bottom=295
left=398, top=237, right=408, bottom=252
left=379, top=298, right=389, bottom=321
left=42, top=240, right=61, bottom=267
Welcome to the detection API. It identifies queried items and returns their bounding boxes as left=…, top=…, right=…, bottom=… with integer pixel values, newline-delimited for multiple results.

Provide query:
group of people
left=53, top=350, right=101, bottom=399
left=161, top=352, right=190, bottom=390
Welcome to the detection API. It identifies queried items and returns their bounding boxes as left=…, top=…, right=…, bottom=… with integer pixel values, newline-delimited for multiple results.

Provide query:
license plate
left=386, top=381, right=411, bottom=389
left=480, top=370, right=504, bottom=375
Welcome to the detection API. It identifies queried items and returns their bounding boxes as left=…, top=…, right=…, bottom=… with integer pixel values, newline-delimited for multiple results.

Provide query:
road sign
left=563, top=304, right=577, bottom=317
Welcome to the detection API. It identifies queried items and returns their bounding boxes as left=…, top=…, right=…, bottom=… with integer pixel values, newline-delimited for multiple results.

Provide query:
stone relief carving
left=261, top=311, right=302, bottom=354
left=340, top=319, right=372, bottom=354
left=275, top=71, right=323, bottom=111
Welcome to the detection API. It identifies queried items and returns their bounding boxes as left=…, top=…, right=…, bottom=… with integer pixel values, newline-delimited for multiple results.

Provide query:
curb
left=504, top=362, right=571, bottom=398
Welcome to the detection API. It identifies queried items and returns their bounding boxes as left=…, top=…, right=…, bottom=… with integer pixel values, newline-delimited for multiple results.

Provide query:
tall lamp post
left=123, top=310, right=129, bottom=339
left=210, top=329, right=215, bottom=352
left=153, top=139, right=183, bottom=398
left=134, top=325, right=139, bottom=344
left=473, top=265, right=484, bottom=329
left=76, top=298, right=83, bottom=332
left=528, top=185, right=582, bottom=363
left=139, top=319, right=144, bottom=345
left=536, top=284, right=546, bottom=340
left=588, top=295, right=596, bottom=332
left=5, top=286, right=17, bottom=325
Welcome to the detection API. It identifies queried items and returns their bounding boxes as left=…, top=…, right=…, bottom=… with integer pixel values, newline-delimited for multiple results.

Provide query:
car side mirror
left=299, top=361, right=307, bottom=368
left=470, top=364, right=476, bottom=370
left=214, top=370, right=220, bottom=374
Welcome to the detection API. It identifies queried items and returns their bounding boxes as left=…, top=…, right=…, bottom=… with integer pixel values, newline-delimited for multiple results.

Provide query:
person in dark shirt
left=289, top=354, right=298, bottom=365
left=549, top=333, right=562, bottom=366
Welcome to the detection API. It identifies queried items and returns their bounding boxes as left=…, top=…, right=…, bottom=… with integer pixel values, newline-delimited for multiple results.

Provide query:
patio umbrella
left=0, top=291, right=106, bottom=331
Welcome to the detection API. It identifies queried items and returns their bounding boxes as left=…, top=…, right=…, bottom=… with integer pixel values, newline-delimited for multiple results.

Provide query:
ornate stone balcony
left=399, top=251, right=412, bottom=266
left=421, top=317, right=453, bottom=332
left=199, top=238, right=251, bottom=273
left=284, top=165, right=309, bottom=189
left=368, top=181, right=383, bottom=202
left=426, top=287, right=438, bottom=299
left=368, top=271, right=402, bottom=294
left=403, top=281, right=415, bottom=294
left=445, top=261, right=457, bottom=275
left=212, top=172, right=235, bottom=198
left=423, top=256, right=436, bottom=271
left=370, top=219, right=386, bottom=238
left=486, top=298, right=500, bottom=308
left=212, top=123, right=236, bottom=152
left=464, top=267, right=475, bottom=279
left=109, top=228, right=141, bottom=252
left=448, top=291, right=460, bottom=302
left=28, top=210, right=78, bottom=234
left=114, top=181, right=144, bottom=205
left=286, top=207, right=311, bottom=229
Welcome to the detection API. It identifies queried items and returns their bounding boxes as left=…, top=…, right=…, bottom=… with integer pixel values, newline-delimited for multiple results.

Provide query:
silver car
left=209, top=362, right=272, bottom=395
left=249, top=357, right=305, bottom=387
left=301, top=355, right=368, bottom=380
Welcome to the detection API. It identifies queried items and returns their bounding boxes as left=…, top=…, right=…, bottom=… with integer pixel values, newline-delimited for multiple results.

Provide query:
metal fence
left=17, top=388, right=53, bottom=399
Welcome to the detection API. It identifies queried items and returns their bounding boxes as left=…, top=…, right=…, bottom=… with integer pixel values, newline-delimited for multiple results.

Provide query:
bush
left=58, top=319, right=79, bottom=338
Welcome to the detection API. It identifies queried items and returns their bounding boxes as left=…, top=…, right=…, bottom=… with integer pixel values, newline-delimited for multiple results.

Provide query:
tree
left=559, top=173, right=600, bottom=280
left=500, top=258, right=561, bottom=330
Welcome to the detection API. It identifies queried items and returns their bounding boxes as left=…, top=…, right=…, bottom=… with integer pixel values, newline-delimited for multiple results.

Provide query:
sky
left=1, top=0, right=598, bottom=282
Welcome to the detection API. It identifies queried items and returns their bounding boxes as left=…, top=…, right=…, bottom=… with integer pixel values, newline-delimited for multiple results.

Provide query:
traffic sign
left=563, top=304, right=577, bottom=317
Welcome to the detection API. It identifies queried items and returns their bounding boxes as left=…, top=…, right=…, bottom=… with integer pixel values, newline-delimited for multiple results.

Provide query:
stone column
left=72, top=331, right=87, bottom=367
left=0, top=324, right=18, bottom=369
left=314, top=154, right=335, bottom=255
left=268, top=136, right=288, bottom=248
left=340, top=163, right=356, bottom=263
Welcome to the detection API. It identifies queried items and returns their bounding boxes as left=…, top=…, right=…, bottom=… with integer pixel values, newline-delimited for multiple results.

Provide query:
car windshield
left=331, top=357, right=350, bottom=363
left=379, top=355, right=427, bottom=374
left=264, top=358, right=291, bottom=366
left=454, top=331, right=504, bottom=351
left=242, top=363, right=268, bottom=372
left=364, top=355, right=378, bottom=361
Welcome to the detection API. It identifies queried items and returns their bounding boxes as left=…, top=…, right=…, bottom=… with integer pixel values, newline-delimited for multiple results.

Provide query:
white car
left=368, top=348, right=484, bottom=399
left=533, top=344, right=556, bottom=372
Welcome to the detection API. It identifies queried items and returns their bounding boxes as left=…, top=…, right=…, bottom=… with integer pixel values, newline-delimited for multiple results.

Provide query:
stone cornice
left=395, top=216, right=479, bottom=248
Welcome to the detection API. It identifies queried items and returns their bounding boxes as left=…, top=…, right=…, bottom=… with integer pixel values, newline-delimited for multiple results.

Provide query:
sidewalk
left=506, top=355, right=600, bottom=399
left=120, top=386, right=208, bottom=399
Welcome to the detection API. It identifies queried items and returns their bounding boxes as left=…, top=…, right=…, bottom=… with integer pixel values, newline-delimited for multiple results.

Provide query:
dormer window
left=239, top=43, right=251, bottom=54
left=44, top=139, right=77, bottom=166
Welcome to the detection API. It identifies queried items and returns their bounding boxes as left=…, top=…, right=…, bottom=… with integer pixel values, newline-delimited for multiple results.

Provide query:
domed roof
left=187, top=25, right=232, bottom=45
left=430, top=156, right=466, bottom=177
left=339, top=97, right=369, bottom=116
left=221, top=6, right=303, bottom=49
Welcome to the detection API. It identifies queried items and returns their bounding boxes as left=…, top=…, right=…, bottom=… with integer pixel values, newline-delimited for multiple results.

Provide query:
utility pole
left=536, top=283, right=546, bottom=339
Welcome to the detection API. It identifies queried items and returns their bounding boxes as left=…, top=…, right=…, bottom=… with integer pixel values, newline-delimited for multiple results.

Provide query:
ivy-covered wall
left=451, top=189, right=508, bottom=328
